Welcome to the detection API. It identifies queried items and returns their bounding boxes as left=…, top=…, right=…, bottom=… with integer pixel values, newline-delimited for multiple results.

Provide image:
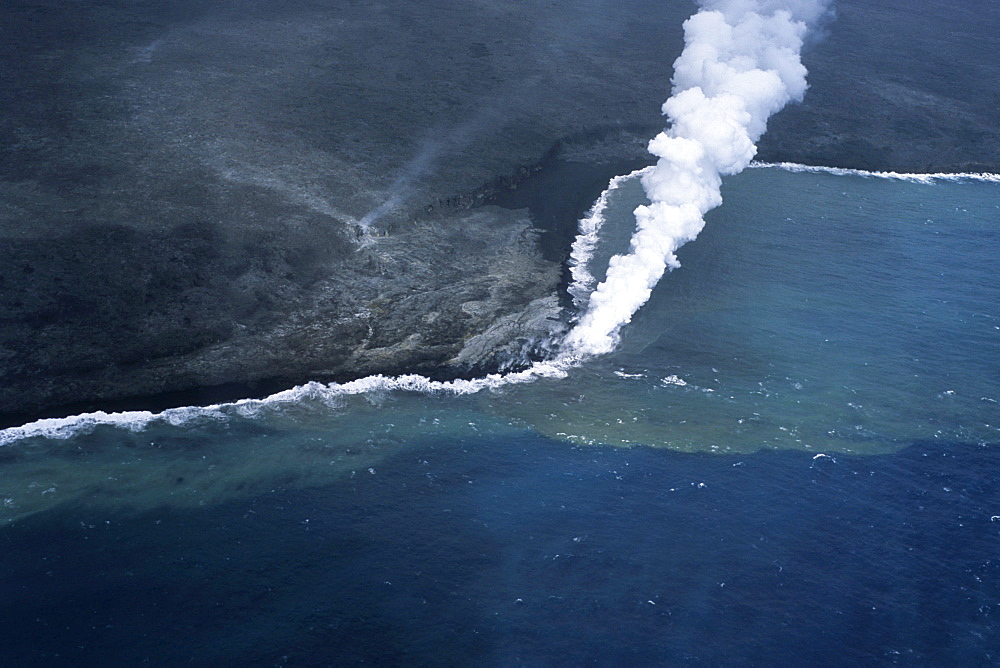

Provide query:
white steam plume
left=563, top=0, right=831, bottom=356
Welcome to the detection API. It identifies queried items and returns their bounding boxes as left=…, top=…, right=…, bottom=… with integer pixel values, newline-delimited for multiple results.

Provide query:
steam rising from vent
left=357, top=101, right=511, bottom=230
left=358, top=137, right=444, bottom=229
left=563, top=0, right=832, bottom=356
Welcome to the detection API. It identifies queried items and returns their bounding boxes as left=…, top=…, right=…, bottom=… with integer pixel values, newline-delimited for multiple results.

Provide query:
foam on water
left=567, top=167, right=653, bottom=310
left=756, top=161, right=1000, bottom=183
left=0, top=362, right=573, bottom=447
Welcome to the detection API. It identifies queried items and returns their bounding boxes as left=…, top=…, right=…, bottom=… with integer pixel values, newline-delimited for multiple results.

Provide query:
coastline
left=4, top=152, right=998, bottom=432
left=0, top=153, right=639, bottom=430
left=2, top=0, right=999, bottom=426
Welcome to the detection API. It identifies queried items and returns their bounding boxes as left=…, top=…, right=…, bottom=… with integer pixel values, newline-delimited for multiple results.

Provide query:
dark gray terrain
left=2, top=0, right=998, bottom=422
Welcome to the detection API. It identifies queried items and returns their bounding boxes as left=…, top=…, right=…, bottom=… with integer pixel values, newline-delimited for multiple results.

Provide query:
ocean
left=1, top=164, right=998, bottom=664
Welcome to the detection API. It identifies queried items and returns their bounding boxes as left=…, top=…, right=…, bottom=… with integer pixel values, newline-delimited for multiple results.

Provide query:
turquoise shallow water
left=0, top=166, right=998, bottom=664
left=496, top=166, right=999, bottom=453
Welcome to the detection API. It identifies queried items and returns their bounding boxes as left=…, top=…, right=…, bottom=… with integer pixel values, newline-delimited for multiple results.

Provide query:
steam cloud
left=563, top=0, right=832, bottom=356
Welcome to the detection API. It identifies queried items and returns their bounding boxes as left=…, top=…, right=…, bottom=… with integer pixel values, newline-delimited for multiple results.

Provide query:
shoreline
left=0, top=155, right=637, bottom=430
left=3, top=0, right=999, bottom=431
left=4, top=155, right=997, bottom=432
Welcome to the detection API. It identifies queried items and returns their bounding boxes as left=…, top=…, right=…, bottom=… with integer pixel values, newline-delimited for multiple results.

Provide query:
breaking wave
left=0, top=362, right=572, bottom=446
left=567, top=167, right=653, bottom=310
left=755, top=161, right=1000, bottom=183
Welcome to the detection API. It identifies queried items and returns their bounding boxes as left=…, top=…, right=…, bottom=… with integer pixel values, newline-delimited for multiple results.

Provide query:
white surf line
left=2, top=166, right=664, bottom=447
left=9, top=155, right=993, bottom=447
left=567, top=166, right=653, bottom=311
left=0, top=359, right=580, bottom=446
left=752, top=161, right=1000, bottom=183
left=3, top=166, right=659, bottom=447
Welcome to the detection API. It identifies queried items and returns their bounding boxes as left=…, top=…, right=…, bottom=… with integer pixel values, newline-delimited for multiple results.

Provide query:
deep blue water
left=1, top=167, right=997, bottom=664
left=2, top=435, right=999, bottom=665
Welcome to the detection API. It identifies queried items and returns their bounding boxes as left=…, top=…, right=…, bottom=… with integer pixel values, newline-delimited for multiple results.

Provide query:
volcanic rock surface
left=2, top=0, right=998, bottom=421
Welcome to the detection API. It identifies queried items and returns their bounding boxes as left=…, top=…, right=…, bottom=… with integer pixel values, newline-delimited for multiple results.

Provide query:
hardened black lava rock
left=1, top=0, right=998, bottom=422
